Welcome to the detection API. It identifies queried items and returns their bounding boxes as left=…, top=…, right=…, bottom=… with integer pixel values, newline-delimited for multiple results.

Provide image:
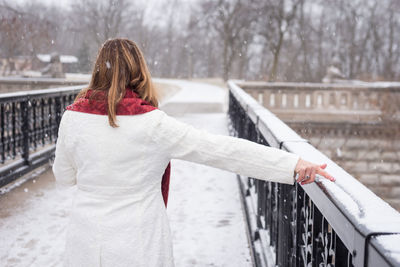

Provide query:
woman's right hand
left=294, top=158, right=336, bottom=185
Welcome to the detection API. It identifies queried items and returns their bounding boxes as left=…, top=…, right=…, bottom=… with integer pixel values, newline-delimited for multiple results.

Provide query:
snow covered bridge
left=1, top=80, right=400, bottom=266
left=0, top=80, right=251, bottom=267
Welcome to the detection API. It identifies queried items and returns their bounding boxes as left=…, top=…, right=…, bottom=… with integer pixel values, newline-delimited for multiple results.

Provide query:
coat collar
left=65, top=88, right=156, bottom=115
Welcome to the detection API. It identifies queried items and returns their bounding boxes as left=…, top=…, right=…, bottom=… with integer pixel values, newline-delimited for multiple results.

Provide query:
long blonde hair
left=74, top=38, right=159, bottom=128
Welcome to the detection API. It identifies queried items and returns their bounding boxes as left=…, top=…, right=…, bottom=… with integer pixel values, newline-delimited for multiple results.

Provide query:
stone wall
left=289, top=122, right=400, bottom=211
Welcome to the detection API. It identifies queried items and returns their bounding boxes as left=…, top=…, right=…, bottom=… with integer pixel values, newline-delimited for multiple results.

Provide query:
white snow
left=0, top=80, right=252, bottom=267
left=37, top=54, right=78, bottom=64
left=156, top=79, right=227, bottom=104
left=374, top=234, right=400, bottom=263
left=0, top=168, right=75, bottom=267
left=156, top=79, right=228, bottom=116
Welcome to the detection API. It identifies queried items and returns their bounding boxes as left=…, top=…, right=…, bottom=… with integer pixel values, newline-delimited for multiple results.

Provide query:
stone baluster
left=293, top=93, right=299, bottom=108
left=263, top=90, right=271, bottom=108
left=275, top=91, right=282, bottom=109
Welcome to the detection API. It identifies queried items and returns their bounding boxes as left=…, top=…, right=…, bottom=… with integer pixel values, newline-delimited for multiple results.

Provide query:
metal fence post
left=55, top=95, right=62, bottom=138
left=21, top=98, right=30, bottom=165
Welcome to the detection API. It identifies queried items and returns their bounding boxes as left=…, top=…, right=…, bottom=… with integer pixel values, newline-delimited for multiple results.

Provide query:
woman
left=52, top=38, right=335, bottom=267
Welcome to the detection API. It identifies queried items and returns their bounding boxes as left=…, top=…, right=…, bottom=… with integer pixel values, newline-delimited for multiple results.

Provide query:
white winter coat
left=52, top=108, right=300, bottom=267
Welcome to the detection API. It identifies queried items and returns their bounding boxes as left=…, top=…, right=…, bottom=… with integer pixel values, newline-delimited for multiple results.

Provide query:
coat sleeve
left=152, top=110, right=300, bottom=185
left=52, top=112, right=77, bottom=187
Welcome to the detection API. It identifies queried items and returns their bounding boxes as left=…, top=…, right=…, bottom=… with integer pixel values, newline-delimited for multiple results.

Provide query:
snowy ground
left=156, top=78, right=228, bottom=116
left=0, top=80, right=252, bottom=267
left=166, top=113, right=252, bottom=267
left=0, top=168, right=74, bottom=267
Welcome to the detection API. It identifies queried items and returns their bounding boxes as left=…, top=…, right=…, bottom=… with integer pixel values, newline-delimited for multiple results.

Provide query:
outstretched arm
left=152, top=110, right=335, bottom=185
left=152, top=111, right=299, bottom=184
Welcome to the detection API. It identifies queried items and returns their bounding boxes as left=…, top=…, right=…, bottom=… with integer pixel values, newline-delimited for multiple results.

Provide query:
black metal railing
left=0, top=85, right=85, bottom=187
left=227, top=81, right=400, bottom=267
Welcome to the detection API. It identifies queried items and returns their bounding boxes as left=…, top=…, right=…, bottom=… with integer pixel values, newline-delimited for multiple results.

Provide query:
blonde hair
left=74, top=38, right=159, bottom=127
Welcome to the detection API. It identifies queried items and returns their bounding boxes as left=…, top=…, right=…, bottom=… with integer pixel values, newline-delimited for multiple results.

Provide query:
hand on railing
left=294, top=159, right=336, bottom=185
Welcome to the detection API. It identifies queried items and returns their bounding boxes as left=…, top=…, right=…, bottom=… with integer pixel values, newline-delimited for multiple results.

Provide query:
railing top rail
left=228, top=79, right=400, bottom=266
left=0, top=85, right=87, bottom=102
left=234, top=80, right=400, bottom=91
left=0, top=77, right=88, bottom=84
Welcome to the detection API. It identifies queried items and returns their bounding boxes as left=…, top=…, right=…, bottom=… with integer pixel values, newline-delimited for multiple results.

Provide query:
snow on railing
left=227, top=80, right=400, bottom=267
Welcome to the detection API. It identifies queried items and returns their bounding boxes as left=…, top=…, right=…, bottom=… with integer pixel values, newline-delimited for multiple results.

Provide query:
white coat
left=52, top=108, right=300, bottom=267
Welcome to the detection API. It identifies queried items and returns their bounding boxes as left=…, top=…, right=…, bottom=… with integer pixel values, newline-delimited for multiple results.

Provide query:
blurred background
left=1, top=1, right=400, bottom=266
left=1, top=0, right=399, bottom=82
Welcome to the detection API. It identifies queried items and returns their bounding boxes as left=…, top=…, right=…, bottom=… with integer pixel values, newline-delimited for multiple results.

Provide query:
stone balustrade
left=237, top=81, right=400, bottom=123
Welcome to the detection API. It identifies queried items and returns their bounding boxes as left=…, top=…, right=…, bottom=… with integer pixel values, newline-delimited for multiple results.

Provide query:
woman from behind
left=52, top=38, right=335, bottom=267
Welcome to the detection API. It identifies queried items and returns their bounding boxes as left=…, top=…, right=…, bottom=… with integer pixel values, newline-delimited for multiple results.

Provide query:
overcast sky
left=13, top=0, right=200, bottom=9
left=14, top=0, right=70, bottom=8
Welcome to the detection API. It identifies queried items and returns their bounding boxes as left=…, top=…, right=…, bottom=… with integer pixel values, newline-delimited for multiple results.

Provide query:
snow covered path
left=0, top=169, right=74, bottom=267
left=166, top=113, right=252, bottom=267
left=159, top=80, right=252, bottom=266
left=156, top=78, right=228, bottom=116
left=0, top=80, right=252, bottom=266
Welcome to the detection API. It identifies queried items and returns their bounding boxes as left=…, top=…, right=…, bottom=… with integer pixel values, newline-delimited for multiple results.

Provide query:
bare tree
left=257, top=0, right=301, bottom=81
left=70, top=0, right=132, bottom=47
left=0, top=2, right=56, bottom=75
left=382, top=0, right=400, bottom=80
left=0, top=0, right=399, bottom=82
left=201, top=0, right=253, bottom=81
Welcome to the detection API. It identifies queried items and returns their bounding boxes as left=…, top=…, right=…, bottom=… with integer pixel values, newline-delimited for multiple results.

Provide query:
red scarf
left=65, top=88, right=171, bottom=208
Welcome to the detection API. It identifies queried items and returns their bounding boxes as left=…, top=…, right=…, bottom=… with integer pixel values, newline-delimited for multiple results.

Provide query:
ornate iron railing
left=227, top=80, right=400, bottom=267
left=0, top=85, right=85, bottom=187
